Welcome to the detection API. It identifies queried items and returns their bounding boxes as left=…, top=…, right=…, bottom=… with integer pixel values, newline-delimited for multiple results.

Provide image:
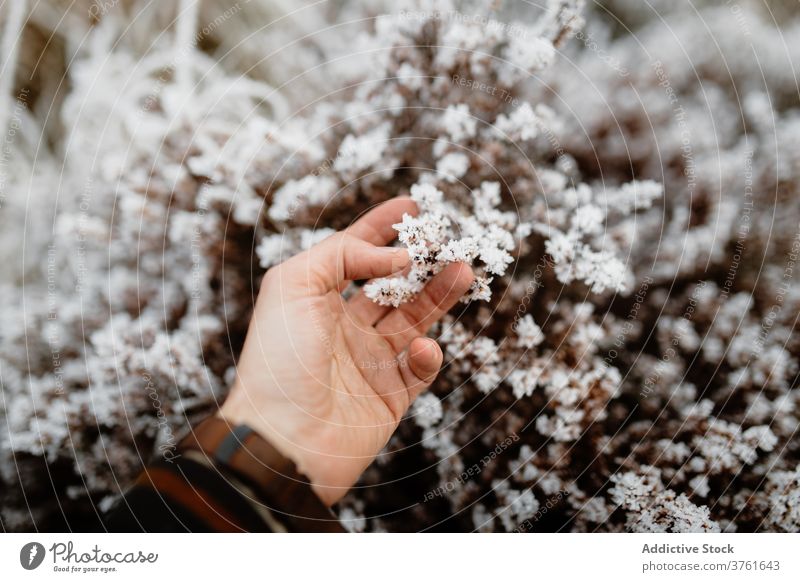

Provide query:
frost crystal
left=411, top=393, right=444, bottom=429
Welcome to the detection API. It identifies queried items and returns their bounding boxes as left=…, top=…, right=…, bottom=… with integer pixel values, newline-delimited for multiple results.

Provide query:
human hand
left=218, top=198, right=474, bottom=506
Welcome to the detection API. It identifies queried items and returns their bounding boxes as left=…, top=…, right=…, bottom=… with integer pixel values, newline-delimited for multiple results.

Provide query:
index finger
left=376, top=262, right=474, bottom=353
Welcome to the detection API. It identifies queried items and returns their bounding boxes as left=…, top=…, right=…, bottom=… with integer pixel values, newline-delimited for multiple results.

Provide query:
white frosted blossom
left=334, top=124, right=391, bottom=175
left=436, top=152, right=470, bottom=182
left=515, top=315, right=544, bottom=349
left=269, top=176, right=339, bottom=221
left=493, top=102, right=552, bottom=141
left=500, top=36, right=556, bottom=84
left=441, top=104, right=477, bottom=142
left=365, top=180, right=519, bottom=305
left=411, top=393, right=444, bottom=429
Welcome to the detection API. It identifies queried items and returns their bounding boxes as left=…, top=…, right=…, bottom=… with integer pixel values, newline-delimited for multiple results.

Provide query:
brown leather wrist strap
left=177, top=417, right=344, bottom=532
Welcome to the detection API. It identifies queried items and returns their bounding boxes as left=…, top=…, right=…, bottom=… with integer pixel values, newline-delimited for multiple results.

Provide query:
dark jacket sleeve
left=104, top=419, right=346, bottom=533
left=105, top=457, right=281, bottom=532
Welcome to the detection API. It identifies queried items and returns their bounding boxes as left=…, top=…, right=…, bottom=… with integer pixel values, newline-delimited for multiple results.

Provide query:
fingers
left=283, top=233, right=409, bottom=294
left=346, top=288, right=392, bottom=326
left=377, top=262, right=474, bottom=352
left=278, top=198, right=417, bottom=295
left=345, top=197, right=418, bottom=245
left=400, top=337, right=444, bottom=401
left=346, top=260, right=414, bottom=326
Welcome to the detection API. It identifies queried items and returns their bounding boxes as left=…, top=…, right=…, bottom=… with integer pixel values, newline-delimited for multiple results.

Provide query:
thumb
left=401, top=337, right=443, bottom=401
left=285, top=232, right=409, bottom=294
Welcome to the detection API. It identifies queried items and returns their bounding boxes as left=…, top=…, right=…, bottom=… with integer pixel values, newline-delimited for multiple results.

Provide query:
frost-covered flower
left=493, top=102, right=552, bottom=141
left=364, top=179, right=520, bottom=305
left=269, top=176, right=339, bottom=222
left=515, top=315, right=544, bottom=349
left=441, top=104, right=478, bottom=142
left=411, top=393, right=444, bottom=429
left=436, top=152, right=470, bottom=182
left=334, top=124, right=392, bottom=175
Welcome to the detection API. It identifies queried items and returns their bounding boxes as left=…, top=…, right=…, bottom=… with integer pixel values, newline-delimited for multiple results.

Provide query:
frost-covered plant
left=1, top=0, right=799, bottom=533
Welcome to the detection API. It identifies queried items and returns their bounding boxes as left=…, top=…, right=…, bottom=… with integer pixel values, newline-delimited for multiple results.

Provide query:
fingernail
left=412, top=339, right=440, bottom=362
left=379, top=247, right=409, bottom=270
left=411, top=341, right=432, bottom=358
left=378, top=247, right=407, bottom=257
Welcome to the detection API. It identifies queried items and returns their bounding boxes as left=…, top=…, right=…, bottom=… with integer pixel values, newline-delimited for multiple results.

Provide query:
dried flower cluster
left=1, top=0, right=798, bottom=533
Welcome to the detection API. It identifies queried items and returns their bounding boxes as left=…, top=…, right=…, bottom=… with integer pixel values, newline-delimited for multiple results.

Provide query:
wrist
left=178, top=416, right=344, bottom=531
left=217, top=388, right=346, bottom=506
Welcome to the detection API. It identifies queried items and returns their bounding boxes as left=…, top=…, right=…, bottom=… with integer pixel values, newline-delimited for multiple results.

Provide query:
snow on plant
left=0, top=0, right=799, bottom=534
left=363, top=181, right=517, bottom=306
